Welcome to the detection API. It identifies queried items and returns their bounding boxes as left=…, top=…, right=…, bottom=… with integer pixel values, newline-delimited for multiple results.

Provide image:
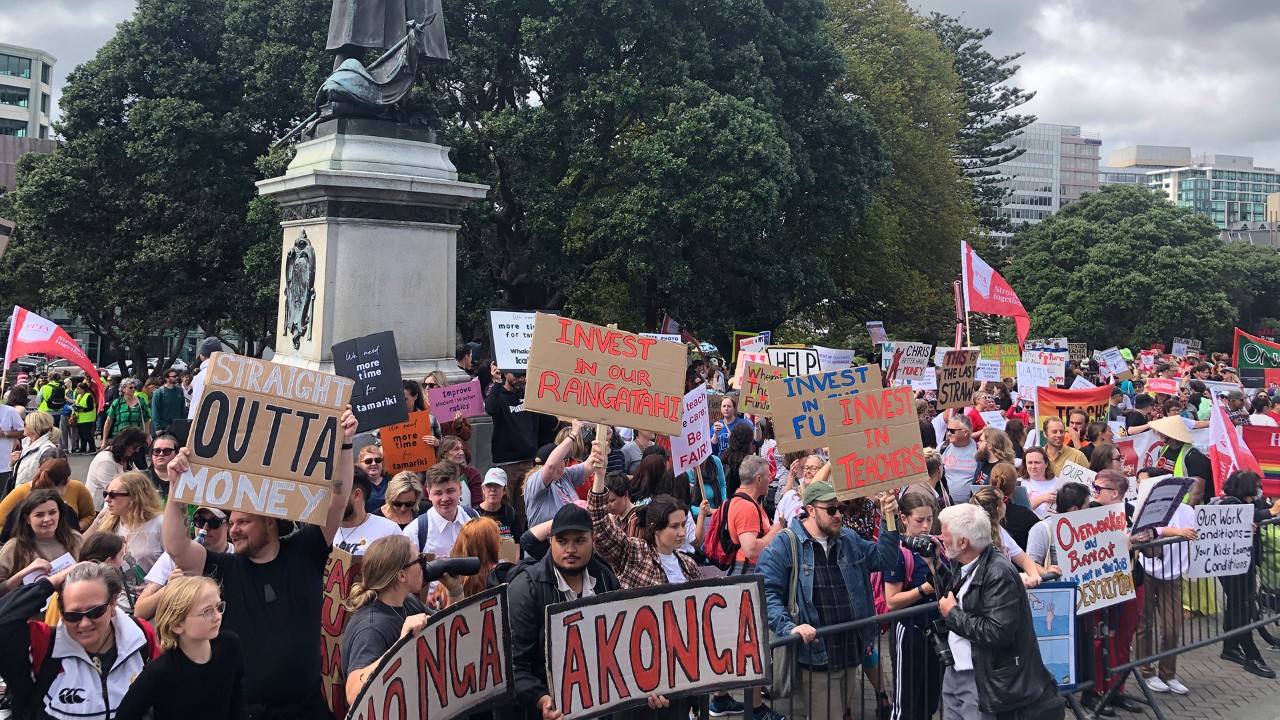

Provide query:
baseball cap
left=483, top=468, right=508, bottom=487
left=195, top=507, right=227, bottom=520
left=549, top=504, right=593, bottom=536
left=1225, top=389, right=1246, bottom=401
left=801, top=481, right=838, bottom=505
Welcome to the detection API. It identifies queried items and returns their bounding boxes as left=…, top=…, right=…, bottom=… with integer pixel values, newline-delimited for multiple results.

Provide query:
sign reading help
left=765, top=346, right=820, bottom=377
left=177, top=353, right=354, bottom=525
left=347, top=587, right=512, bottom=720
left=936, top=350, right=980, bottom=411
left=671, top=387, right=712, bottom=476
left=524, top=314, right=686, bottom=435
left=1051, top=505, right=1135, bottom=614
left=545, top=577, right=770, bottom=720
left=1189, top=504, right=1253, bottom=579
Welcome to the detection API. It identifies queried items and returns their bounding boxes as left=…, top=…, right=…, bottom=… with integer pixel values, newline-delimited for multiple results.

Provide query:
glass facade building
left=992, top=123, right=1101, bottom=244
left=0, top=44, right=54, bottom=140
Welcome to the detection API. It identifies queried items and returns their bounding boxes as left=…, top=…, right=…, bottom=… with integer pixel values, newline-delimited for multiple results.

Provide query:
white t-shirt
left=334, top=513, right=400, bottom=555
left=0, top=404, right=23, bottom=473
left=681, top=513, right=696, bottom=554
left=1022, top=478, right=1058, bottom=519
left=948, top=562, right=979, bottom=671
left=657, top=552, right=687, bottom=583
left=1000, top=527, right=1024, bottom=559
left=774, top=489, right=803, bottom=526
left=144, top=543, right=235, bottom=587
left=1252, top=414, right=1279, bottom=427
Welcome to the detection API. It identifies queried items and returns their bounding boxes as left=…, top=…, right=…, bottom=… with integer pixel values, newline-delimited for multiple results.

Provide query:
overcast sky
left=6, top=0, right=1280, bottom=166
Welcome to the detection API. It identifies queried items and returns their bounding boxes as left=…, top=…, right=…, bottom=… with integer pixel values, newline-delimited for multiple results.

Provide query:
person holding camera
left=759, top=481, right=901, bottom=720
left=882, top=492, right=948, bottom=720
left=937, top=503, right=1063, bottom=720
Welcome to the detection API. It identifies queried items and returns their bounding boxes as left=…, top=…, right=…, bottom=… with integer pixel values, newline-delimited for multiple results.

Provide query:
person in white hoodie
left=11, top=411, right=61, bottom=488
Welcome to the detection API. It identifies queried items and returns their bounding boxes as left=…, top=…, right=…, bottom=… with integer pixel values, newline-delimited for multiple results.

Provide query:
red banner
left=961, top=241, right=1030, bottom=349
left=3, top=306, right=103, bottom=407
left=1034, top=385, right=1115, bottom=434
left=1240, top=425, right=1280, bottom=497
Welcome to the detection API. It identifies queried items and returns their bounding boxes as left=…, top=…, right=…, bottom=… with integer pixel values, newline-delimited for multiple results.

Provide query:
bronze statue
left=326, top=0, right=448, bottom=69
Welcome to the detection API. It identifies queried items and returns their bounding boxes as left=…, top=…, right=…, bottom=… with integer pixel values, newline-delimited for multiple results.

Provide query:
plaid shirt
left=809, top=541, right=861, bottom=670
left=588, top=490, right=701, bottom=589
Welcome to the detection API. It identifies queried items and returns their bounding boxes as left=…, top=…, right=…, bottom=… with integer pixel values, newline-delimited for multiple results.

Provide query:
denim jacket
left=759, top=516, right=901, bottom=666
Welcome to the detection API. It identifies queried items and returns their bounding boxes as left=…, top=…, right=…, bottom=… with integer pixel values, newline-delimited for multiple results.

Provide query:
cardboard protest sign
left=883, top=342, right=932, bottom=383
left=976, top=359, right=1001, bottom=382
left=671, top=387, right=712, bottom=476
left=1145, top=377, right=1180, bottom=395
left=322, top=548, right=362, bottom=718
left=347, top=587, right=512, bottom=720
left=909, top=367, right=937, bottom=391
left=981, top=343, right=1020, bottom=381
left=176, top=353, right=354, bottom=524
left=765, top=346, right=820, bottom=377
left=489, top=310, right=540, bottom=372
left=866, top=321, right=889, bottom=345
left=427, top=377, right=485, bottom=420
left=1130, top=475, right=1195, bottom=535
left=766, top=365, right=882, bottom=453
left=1069, top=343, right=1089, bottom=365
left=936, top=350, right=980, bottom=411
left=1189, top=504, right=1254, bottom=579
left=1035, top=385, right=1114, bottom=436
left=731, top=351, right=767, bottom=390
left=1100, top=347, right=1132, bottom=381
left=524, top=314, right=685, bottom=435
left=378, top=411, right=438, bottom=474
left=814, top=346, right=857, bottom=372
left=738, top=333, right=769, bottom=354
left=332, top=331, right=407, bottom=433
left=979, top=410, right=1007, bottom=431
left=1051, top=504, right=1135, bottom=614
left=1058, top=460, right=1096, bottom=490
left=545, top=577, right=769, bottom=720
left=731, top=331, right=770, bottom=363
left=741, top=362, right=786, bottom=414
left=934, top=346, right=980, bottom=368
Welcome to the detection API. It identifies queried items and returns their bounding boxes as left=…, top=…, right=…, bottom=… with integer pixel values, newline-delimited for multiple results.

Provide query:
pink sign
left=427, top=377, right=485, bottom=420
left=1146, top=377, right=1180, bottom=395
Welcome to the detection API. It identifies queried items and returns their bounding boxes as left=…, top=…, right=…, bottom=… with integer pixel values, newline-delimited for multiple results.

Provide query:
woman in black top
left=116, top=575, right=245, bottom=720
left=990, top=462, right=1039, bottom=551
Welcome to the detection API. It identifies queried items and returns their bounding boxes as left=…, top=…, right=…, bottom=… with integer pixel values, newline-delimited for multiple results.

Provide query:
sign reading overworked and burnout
left=175, top=352, right=354, bottom=524
left=524, top=314, right=685, bottom=434
left=1051, top=504, right=1135, bottom=614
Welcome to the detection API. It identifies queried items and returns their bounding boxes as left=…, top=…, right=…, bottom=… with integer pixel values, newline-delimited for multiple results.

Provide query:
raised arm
left=537, top=419, right=585, bottom=487
left=322, top=406, right=357, bottom=545
left=162, top=451, right=207, bottom=574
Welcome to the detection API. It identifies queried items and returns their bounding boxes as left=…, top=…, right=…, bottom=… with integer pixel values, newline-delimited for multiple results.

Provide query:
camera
left=925, top=619, right=954, bottom=667
left=902, top=534, right=938, bottom=558
left=422, top=557, right=482, bottom=584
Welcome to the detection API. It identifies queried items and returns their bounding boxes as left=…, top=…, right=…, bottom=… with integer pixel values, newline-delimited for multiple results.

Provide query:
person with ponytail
left=968, top=487, right=1048, bottom=588
left=116, top=575, right=245, bottom=720
left=341, top=535, right=430, bottom=705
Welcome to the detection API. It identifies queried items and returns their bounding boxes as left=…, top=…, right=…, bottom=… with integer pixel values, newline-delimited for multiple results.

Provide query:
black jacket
left=942, top=544, right=1057, bottom=715
left=507, top=553, right=620, bottom=718
left=485, top=383, right=556, bottom=465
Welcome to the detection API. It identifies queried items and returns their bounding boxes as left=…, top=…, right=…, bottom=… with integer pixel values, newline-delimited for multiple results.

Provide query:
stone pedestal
left=257, top=119, right=488, bottom=381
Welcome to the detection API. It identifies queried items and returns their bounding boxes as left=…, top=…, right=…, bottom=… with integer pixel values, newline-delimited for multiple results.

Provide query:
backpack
left=413, top=505, right=480, bottom=552
left=46, top=384, right=65, bottom=411
left=704, top=492, right=763, bottom=570
left=27, top=616, right=159, bottom=716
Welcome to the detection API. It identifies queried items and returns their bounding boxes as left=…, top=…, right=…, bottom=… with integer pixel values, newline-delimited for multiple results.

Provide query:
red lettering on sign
left=631, top=606, right=662, bottom=693
left=835, top=444, right=925, bottom=488
left=663, top=598, right=701, bottom=687
left=478, top=598, right=503, bottom=691
left=419, top=625, right=451, bottom=709
left=595, top=612, right=631, bottom=704
left=702, top=593, right=731, bottom=674
left=736, top=590, right=764, bottom=676
left=554, top=318, right=658, bottom=360
left=560, top=611, right=593, bottom=712
left=448, top=615, right=477, bottom=699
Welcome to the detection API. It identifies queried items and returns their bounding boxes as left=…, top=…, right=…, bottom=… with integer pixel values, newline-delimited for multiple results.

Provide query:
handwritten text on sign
left=545, top=576, right=769, bottom=720
left=1189, top=504, right=1253, bottom=579
left=347, top=586, right=511, bottom=720
left=671, top=387, right=711, bottom=477
left=175, top=353, right=354, bottom=524
left=489, top=310, right=539, bottom=372
left=936, top=350, right=980, bottom=411
left=1051, top=505, right=1135, bottom=614
left=427, top=378, right=485, bottom=419
left=524, top=314, right=685, bottom=434
left=766, top=365, right=881, bottom=453
left=741, top=362, right=786, bottom=415
left=765, top=346, right=820, bottom=377
left=321, top=548, right=361, bottom=718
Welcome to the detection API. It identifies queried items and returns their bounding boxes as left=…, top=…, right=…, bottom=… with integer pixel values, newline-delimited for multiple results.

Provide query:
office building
left=0, top=43, right=54, bottom=140
left=991, top=122, right=1101, bottom=243
left=1143, top=153, right=1280, bottom=231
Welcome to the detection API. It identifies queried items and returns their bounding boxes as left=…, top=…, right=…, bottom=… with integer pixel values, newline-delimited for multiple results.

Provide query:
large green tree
left=1005, top=184, right=1251, bottom=350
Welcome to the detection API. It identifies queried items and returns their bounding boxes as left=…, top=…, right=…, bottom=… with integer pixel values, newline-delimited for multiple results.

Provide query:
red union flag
left=1209, top=395, right=1261, bottom=496
left=961, top=241, right=1030, bottom=349
left=3, top=306, right=104, bottom=407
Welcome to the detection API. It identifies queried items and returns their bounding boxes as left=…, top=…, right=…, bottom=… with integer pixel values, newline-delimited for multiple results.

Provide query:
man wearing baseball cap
left=134, top=506, right=235, bottom=619
left=476, top=467, right=523, bottom=543
left=509, top=503, right=621, bottom=720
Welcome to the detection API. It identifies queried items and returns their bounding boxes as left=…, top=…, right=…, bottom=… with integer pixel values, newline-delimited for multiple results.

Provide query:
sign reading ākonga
left=545, top=576, right=770, bottom=720
left=175, top=353, right=354, bottom=524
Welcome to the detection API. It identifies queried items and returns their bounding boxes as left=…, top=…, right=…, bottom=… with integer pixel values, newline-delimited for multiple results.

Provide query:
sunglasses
left=946, top=428, right=960, bottom=434
left=61, top=600, right=112, bottom=624
left=194, top=515, right=226, bottom=529
left=103, top=490, right=129, bottom=500
left=1091, top=484, right=1119, bottom=495
left=425, top=383, right=439, bottom=389
left=811, top=504, right=842, bottom=516
left=193, top=601, right=227, bottom=623
left=403, top=552, right=431, bottom=572
left=361, top=458, right=383, bottom=465
left=390, top=500, right=417, bottom=509
left=152, top=447, right=177, bottom=457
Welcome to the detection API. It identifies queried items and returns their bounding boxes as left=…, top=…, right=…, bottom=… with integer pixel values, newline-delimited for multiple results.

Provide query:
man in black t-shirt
left=162, top=406, right=357, bottom=720
left=1125, top=394, right=1156, bottom=434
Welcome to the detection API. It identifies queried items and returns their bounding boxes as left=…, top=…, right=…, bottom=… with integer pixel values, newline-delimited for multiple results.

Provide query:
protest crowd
left=2, top=278, right=1280, bottom=720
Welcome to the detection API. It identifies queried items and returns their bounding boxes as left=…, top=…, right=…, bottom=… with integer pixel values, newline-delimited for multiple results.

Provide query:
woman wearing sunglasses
left=373, top=472, right=423, bottom=529
left=116, top=575, right=245, bottom=720
left=86, top=426, right=149, bottom=511
left=0, top=561, right=162, bottom=720
left=341, top=535, right=430, bottom=705
left=134, top=508, right=234, bottom=620
left=84, top=472, right=165, bottom=610
left=0, top=489, right=83, bottom=598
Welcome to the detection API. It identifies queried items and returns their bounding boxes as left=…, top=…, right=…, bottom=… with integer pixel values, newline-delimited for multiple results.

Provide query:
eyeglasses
left=362, top=458, right=383, bottom=465
left=811, top=504, right=842, bottom=516
left=61, top=600, right=112, bottom=624
left=194, top=515, right=226, bottom=530
left=152, top=447, right=177, bottom=457
left=801, top=465, right=823, bottom=472
left=403, top=552, right=431, bottom=572
left=192, top=601, right=227, bottom=623
left=1091, top=484, right=1120, bottom=495
left=103, top=490, right=130, bottom=500
left=390, top=500, right=417, bottom=509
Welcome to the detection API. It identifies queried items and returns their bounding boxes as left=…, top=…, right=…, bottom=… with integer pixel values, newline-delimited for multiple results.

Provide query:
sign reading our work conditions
left=322, top=548, right=361, bottom=718
left=1051, top=504, right=1135, bottom=614
left=524, top=314, right=685, bottom=435
left=741, top=362, right=787, bottom=415
left=1189, top=504, right=1254, bottom=579
left=331, top=331, right=408, bottom=433
left=347, top=587, right=512, bottom=720
left=176, top=353, right=354, bottom=525
left=766, top=365, right=927, bottom=499
left=545, top=576, right=770, bottom=720
left=936, top=350, right=980, bottom=412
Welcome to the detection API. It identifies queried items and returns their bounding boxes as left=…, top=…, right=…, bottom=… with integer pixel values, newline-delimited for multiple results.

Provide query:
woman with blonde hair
left=373, top=471, right=424, bottom=528
left=11, top=411, right=61, bottom=488
left=423, top=370, right=473, bottom=441
left=968, top=486, right=1048, bottom=587
left=85, top=471, right=164, bottom=608
left=433, top=517, right=500, bottom=607
left=341, top=535, right=430, bottom=704
left=116, top=575, right=245, bottom=719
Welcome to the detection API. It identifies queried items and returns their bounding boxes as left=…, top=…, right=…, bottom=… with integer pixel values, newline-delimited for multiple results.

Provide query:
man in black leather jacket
left=937, top=503, right=1064, bottom=720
